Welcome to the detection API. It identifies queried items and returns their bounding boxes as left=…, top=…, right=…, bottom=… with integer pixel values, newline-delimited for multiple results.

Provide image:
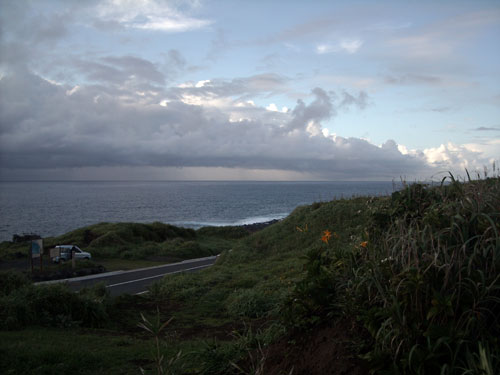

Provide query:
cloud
left=316, top=39, right=363, bottom=54
left=386, top=9, right=500, bottom=62
left=472, top=126, right=500, bottom=132
left=384, top=74, right=442, bottom=85
left=171, top=73, right=290, bottom=102
left=0, top=0, right=74, bottom=72
left=77, top=55, right=166, bottom=85
left=95, top=0, right=212, bottom=32
left=340, top=39, right=364, bottom=54
left=266, top=103, right=288, bottom=113
left=397, top=141, right=498, bottom=178
left=0, top=70, right=440, bottom=180
left=430, top=107, right=452, bottom=113
left=422, top=142, right=493, bottom=174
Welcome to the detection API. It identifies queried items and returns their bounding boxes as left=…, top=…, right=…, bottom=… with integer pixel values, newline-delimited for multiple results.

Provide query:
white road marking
left=105, top=264, right=212, bottom=289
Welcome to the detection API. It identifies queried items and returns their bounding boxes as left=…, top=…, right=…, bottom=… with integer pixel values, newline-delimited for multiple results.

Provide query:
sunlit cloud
left=96, top=0, right=212, bottom=32
left=316, top=39, right=363, bottom=54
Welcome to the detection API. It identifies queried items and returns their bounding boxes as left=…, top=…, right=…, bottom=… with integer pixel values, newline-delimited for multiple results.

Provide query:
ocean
left=0, top=181, right=400, bottom=242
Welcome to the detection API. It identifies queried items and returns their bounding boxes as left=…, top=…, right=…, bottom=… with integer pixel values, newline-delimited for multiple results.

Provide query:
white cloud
left=405, top=141, right=498, bottom=177
left=339, top=39, right=363, bottom=54
left=195, top=79, right=211, bottom=88
left=316, top=44, right=331, bottom=54
left=316, top=39, right=363, bottom=54
left=266, top=103, right=288, bottom=113
left=65, top=85, right=80, bottom=96
left=96, top=0, right=212, bottom=32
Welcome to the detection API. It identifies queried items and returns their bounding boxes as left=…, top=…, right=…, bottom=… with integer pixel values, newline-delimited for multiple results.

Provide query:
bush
left=0, top=270, right=31, bottom=296
left=0, top=282, right=109, bottom=330
left=197, top=226, right=250, bottom=239
left=226, top=288, right=278, bottom=319
left=355, top=177, right=500, bottom=373
left=281, top=176, right=500, bottom=373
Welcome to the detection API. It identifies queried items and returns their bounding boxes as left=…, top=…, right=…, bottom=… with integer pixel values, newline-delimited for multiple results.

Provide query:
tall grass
left=354, top=176, right=500, bottom=373
left=280, top=176, right=499, bottom=373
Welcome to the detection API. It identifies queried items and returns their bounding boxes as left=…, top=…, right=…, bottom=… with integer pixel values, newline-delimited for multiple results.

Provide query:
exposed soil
left=263, top=319, right=369, bottom=375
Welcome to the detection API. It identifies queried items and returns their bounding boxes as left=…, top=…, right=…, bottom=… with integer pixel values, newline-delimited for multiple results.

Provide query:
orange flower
left=360, top=241, right=368, bottom=248
left=321, top=230, right=332, bottom=244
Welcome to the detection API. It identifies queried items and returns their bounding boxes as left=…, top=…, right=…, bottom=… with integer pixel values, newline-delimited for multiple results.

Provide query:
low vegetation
left=0, top=222, right=249, bottom=269
left=1, top=174, right=498, bottom=374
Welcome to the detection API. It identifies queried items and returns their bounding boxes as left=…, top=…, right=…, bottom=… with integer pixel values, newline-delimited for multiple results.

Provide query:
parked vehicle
left=51, top=245, right=92, bottom=263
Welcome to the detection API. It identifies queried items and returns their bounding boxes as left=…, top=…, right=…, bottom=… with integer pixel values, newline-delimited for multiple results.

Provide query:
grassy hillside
left=1, top=176, right=499, bottom=374
left=0, top=222, right=249, bottom=263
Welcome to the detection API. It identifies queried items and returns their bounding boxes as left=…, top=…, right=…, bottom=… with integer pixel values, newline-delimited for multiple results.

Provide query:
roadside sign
left=30, top=239, right=44, bottom=272
left=31, top=239, right=43, bottom=258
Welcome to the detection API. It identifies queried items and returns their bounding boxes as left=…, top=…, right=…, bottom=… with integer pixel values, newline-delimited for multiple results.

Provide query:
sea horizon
left=0, top=180, right=402, bottom=242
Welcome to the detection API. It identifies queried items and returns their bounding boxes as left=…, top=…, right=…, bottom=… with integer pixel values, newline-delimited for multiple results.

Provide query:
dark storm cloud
left=0, top=70, right=431, bottom=180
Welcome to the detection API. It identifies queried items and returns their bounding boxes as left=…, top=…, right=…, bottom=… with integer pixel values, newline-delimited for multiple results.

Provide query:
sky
left=0, top=0, right=499, bottom=181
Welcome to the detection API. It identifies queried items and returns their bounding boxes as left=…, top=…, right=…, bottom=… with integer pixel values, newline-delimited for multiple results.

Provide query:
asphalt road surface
left=36, top=255, right=218, bottom=296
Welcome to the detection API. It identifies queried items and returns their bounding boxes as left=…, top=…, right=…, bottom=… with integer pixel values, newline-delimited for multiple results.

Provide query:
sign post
left=30, top=239, right=44, bottom=273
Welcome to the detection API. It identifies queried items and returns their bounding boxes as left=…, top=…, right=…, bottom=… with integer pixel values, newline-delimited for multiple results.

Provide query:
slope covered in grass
left=153, top=176, right=500, bottom=374
left=1, top=177, right=498, bottom=374
left=0, top=222, right=249, bottom=262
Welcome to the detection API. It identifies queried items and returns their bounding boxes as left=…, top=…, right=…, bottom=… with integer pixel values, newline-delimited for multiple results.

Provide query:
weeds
left=280, top=175, right=500, bottom=373
left=0, top=279, right=110, bottom=330
left=138, top=309, right=182, bottom=375
left=3, top=174, right=499, bottom=374
left=356, top=176, right=500, bottom=373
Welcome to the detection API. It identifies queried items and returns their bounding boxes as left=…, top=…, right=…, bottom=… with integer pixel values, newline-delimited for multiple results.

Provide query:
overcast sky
left=0, top=0, right=499, bottom=181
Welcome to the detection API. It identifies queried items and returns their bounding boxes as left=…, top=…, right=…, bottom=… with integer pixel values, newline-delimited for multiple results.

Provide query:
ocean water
left=0, top=181, right=400, bottom=242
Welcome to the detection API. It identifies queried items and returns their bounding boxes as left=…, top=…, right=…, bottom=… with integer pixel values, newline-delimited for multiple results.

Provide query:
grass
left=0, top=328, right=156, bottom=375
left=0, top=222, right=245, bottom=262
left=1, top=175, right=499, bottom=374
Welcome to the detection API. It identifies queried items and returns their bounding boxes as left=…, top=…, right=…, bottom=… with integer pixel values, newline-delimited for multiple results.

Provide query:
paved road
left=36, top=255, right=217, bottom=296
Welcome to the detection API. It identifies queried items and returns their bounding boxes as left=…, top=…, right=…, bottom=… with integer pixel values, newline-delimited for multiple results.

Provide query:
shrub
left=355, top=177, right=500, bottom=373
left=197, top=226, right=250, bottom=239
left=0, top=282, right=109, bottom=330
left=0, top=270, right=31, bottom=296
left=280, top=176, right=500, bottom=373
left=226, top=288, right=278, bottom=319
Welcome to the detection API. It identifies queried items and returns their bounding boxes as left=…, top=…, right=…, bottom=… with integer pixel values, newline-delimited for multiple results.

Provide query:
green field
left=1, top=176, right=499, bottom=374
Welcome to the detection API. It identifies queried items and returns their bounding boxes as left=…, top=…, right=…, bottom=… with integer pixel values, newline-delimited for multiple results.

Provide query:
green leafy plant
left=138, top=309, right=182, bottom=375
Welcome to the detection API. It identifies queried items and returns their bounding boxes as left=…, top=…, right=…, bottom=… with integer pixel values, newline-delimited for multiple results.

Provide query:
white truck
left=51, top=245, right=92, bottom=263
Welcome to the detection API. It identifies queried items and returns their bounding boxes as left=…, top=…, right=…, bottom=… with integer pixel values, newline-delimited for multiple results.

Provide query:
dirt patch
left=264, top=319, right=369, bottom=375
